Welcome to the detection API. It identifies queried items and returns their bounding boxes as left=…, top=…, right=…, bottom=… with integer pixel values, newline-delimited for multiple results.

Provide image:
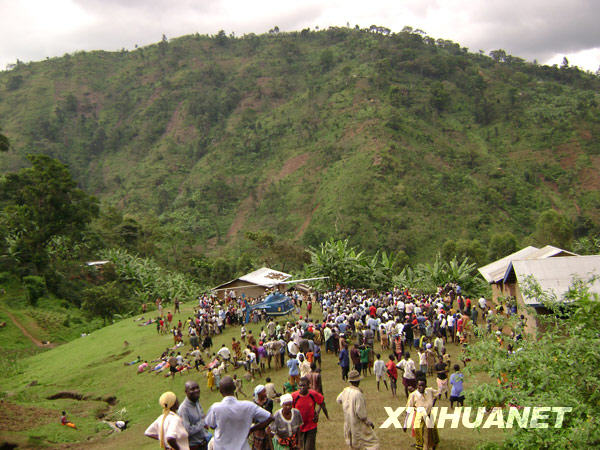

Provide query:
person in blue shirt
left=338, top=343, right=350, bottom=381
left=287, top=355, right=300, bottom=385
left=449, top=364, right=465, bottom=409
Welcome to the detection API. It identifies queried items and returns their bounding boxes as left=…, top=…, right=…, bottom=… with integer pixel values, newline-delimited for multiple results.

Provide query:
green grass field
left=0, top=302, right=507, bottom=449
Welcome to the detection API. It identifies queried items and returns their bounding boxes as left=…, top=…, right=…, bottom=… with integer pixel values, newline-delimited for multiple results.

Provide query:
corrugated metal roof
left=212, top=267, right=292, bottom=291
left=527, top=245, right=578, bottom=260
left=509, top=256, right=600, bottom=305
left=239, top=267, right=292, bottom=287
left=478, top=245, right=578, bottom=284
left=478, top=246, right=540, bottom=283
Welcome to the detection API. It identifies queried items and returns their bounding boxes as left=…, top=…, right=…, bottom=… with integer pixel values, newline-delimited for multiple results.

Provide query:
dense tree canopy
left=0, top=154, right=99, bottom=273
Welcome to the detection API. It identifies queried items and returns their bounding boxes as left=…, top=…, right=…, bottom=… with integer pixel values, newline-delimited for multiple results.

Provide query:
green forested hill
left=1, top=27, right=599, bottom=264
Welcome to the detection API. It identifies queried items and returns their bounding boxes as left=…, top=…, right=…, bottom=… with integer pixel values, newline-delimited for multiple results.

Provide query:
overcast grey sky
left=1, top=0, right=599, bottom=72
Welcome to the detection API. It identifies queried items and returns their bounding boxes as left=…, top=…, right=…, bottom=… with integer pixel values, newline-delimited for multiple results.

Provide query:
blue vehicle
left=244, top=291, right=295, bottom=323
left=243, top=276, right=327, bottom=323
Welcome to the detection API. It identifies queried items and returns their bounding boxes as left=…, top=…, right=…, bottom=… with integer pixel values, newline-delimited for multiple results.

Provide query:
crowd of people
left=135, top=284, right=514, bottom=450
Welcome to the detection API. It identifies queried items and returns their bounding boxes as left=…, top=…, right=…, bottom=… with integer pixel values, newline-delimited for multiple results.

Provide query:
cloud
left=0, top=0, right=598, bottom=71
left=459, top=0, right=600, bottom=61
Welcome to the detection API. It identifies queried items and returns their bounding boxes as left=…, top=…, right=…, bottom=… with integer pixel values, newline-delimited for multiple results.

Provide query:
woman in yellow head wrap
left=144, top=391, right=190, bottom=450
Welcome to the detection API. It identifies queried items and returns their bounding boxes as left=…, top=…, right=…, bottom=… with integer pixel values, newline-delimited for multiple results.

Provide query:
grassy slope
left=1, top=302, right=506, bottom=449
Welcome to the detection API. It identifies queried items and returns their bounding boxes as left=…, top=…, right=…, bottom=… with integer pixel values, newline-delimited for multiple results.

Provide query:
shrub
left=0, top=271, right=12, bottom=284
left=22, top=275, right=46, bottom=306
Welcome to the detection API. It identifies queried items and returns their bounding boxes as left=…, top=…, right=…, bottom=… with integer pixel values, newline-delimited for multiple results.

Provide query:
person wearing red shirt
left=457, top=317, right=464, bottom=341
left=292, top=377, right=329, bottom=450
left=369, top=305, right=377, bottom=317
left=386, top=354, right=398, bottom=398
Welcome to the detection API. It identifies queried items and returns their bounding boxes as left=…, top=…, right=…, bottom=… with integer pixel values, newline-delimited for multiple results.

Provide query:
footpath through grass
left=0, top=283, right=104, bottom=363
left=0, top=302, right=507, bottom=449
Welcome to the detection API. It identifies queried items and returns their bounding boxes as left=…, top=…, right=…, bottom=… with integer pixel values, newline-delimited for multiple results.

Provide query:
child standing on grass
left=373, top=354, right=388, bottom=392
left=386, top=354, right=398, bottom=398
left=449, top=364, right=465, bottom=409
left=207, top=368, right=215, bottom=391
left=233, top=374, right=247, bottom=398
left=426, top=344, right=436, bottom=376
left=418, top=347, right=428, bottom=375
left=359, top=346, right=370, bottom=377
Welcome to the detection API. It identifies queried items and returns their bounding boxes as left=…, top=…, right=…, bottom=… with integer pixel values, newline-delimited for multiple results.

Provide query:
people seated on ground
left=124, top=356, right=141, bottom=366
left=137, top=361, right=149, bottom=374
left=60, top=411, right=77, bottom=429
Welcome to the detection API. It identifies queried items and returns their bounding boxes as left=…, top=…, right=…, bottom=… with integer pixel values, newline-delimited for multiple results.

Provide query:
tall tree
left=487, top=232, right=519, bottom=262
left=0, top=154, right=99, bottom=273
left=532, top=210, right=573, bottom=249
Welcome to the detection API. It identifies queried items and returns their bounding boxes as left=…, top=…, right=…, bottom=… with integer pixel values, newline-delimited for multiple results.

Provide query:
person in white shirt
left=440, top=315, right=447, bottom=339
left=373, top=353, right=388, bottom=392
left=397, top=352, right=417, bottom=398
left=145, top=391, right=189, bottom=450
left=396, top=322, right=405, bottom=336
left=287, top=340, right=299, bottom=358
left=478, top=297, right=487, bottom=310
left=217, top=345, right=231, bottom=366
left=433, top=335, right=444, bottom=357
left=447, top=315, right=456, bottom=343
left=205, top=376, right=273, bottom=450
left=397, top=300, right=405, bottom=314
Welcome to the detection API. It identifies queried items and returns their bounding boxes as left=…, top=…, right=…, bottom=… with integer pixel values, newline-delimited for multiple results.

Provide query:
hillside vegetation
left=1, top=27, right=599, bottom=267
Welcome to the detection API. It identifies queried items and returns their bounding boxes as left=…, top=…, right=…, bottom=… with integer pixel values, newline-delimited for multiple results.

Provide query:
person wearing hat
left=336, top=370, right=379, bottom=449
left=252, top=385, right=274, bottom=449
left=145, top=391, right=189, bottom=450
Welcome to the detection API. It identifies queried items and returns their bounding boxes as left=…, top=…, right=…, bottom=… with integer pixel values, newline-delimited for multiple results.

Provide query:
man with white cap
left=336, top=370, right=379, bottom=449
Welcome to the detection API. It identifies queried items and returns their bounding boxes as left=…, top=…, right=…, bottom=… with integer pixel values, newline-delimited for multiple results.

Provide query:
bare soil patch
left=0, top=400, right=55, bottom=432
left=47, top=392, right=118, bottom=407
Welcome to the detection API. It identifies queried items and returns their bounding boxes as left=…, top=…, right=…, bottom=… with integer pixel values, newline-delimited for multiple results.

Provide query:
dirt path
left=1, top=308, right=55, bottom=348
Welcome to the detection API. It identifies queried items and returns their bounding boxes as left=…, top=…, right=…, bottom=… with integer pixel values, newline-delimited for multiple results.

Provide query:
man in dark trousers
left=292, top=376, right=329, bottom=450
